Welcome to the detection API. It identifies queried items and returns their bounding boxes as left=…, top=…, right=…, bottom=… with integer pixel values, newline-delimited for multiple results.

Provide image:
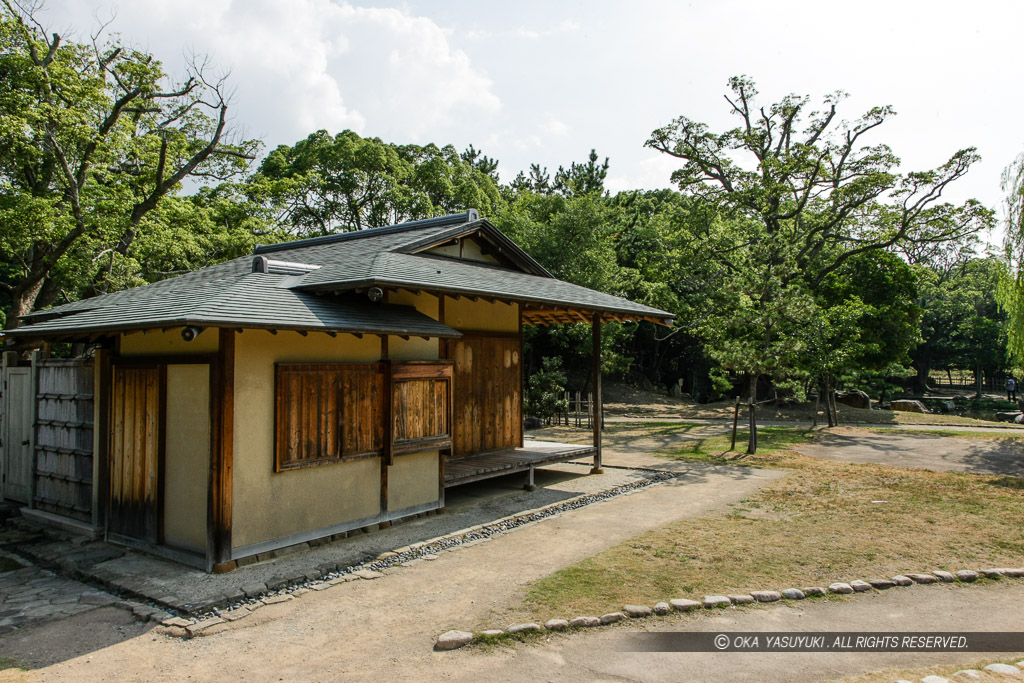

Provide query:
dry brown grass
left=520, top=430, right=1024, bottom=620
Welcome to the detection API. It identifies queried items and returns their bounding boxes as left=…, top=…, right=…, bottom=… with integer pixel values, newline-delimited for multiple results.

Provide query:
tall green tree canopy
left=646, top=76, right=992, bottom=290
left=646, top=76, right=991, bottom=449
left=255, top=129, right=503, bottom=234
left=0, top=0, right=256, bottom=327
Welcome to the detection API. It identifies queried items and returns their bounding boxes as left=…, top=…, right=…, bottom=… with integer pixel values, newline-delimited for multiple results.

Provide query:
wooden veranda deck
left=443, top=440, right=597, bottom=488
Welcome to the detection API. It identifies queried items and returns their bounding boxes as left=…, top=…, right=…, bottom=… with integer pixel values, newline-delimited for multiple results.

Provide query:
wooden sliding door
left=448, top=334, right=522, bottom=458
left=109, top=365, right=163, bottom=543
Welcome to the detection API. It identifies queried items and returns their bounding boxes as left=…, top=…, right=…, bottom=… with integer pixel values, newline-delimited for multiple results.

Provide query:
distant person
left=1007, top=377, right=1017, bottom=402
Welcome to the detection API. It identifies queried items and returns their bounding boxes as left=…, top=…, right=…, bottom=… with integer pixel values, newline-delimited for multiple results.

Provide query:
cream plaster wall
left=424, top=238, right=500, bottom=264
left=119, top=328, right=218, bottom=355
left=444, top=297, right=519, bottom=333
left=163, top=364, right=210, bottom=552
left=388, top=450, right=440, bottom=511
left=231, top=330, right=385, bottom=549
left=387, top=290, right=440, bottom=360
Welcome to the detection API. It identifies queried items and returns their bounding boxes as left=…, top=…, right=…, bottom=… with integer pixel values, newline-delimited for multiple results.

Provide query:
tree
left=912, top=255, right=1007, bottom=395
left=1000, top=152, right=1024, bottom=368
left=647, top=76, right=991, bottom=451
left=0, top=0, right=256, bottom=327
left=255, top=129, right=503, bottom=234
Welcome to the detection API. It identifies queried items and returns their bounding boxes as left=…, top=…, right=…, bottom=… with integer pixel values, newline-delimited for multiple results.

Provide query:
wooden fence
left=554, top=391, right=604, bottom=428
left=0, top=353, right=94, bottom=524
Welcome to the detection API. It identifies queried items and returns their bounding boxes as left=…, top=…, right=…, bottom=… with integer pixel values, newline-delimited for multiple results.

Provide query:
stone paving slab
left=0, top=550, right=118, bottom=635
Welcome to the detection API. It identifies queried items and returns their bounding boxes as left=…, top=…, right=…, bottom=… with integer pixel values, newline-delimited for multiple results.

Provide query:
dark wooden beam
left=591, top=312, right=603, bottom=474
left=209, top=328, right=235, bottom=572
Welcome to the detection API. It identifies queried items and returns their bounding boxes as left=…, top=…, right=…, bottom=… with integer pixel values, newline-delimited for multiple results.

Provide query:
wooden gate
left=109, top=365, right=163, bottom=542
left=35, top=359, right=94, bottom=522
left=1, top=366, right=34, bottom=503
left=448, top=334, right=522, bottom=458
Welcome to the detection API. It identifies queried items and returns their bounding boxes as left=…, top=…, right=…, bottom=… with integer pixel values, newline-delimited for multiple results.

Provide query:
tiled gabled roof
left=9, top=211, right=673, bottom=339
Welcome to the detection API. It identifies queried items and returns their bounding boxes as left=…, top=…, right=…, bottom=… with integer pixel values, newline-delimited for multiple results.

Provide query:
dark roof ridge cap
left=253, top=210, right=480, bottom=255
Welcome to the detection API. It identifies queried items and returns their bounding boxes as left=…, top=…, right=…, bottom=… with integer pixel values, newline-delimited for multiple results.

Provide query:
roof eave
left=299, top=278, right=674, bottom=325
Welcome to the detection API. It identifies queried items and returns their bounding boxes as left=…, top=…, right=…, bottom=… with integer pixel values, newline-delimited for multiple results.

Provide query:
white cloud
left=541, top=118, right=568, bottom=136
left=43, top=0, right=501, bottom=145
left=605, top=153, right=680, bottom=194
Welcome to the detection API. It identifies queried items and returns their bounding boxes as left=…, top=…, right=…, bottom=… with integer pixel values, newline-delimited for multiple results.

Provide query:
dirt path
left=795, top=427, right=1024, bottom=476
left=6, top=459, right=782, bottom=681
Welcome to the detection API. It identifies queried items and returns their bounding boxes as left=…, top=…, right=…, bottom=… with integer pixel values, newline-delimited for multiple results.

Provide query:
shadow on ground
left=0, top=606, right=152, bottom=671
left=796, top=429, right=1024, bottom=477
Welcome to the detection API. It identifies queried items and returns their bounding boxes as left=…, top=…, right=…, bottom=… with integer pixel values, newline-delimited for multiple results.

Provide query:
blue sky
left=40, top=0, right=1024, bottom=231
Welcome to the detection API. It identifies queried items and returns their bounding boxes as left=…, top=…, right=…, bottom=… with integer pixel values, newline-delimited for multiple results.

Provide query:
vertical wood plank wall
left=109, top=365, right=161, bottom=542
left=392, top=379, right=450, bottom=441
left=449, top=335, right=522, bottom=458
left=275, top=364, right=387, bottom=469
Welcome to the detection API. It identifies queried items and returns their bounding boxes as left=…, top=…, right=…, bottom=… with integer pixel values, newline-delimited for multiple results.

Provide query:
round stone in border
left=955, top=570, right=978, bottom=582
left=750, top=590, right=782, bottom=603
left=867, top=579, right=896, bottom=589
left=544, top=619, right=569, bottom=631
left=507, top=623, right=543, bottom=634
left=570, top=616, right=600, bottom=627
left=599, top=612, right=626, bottom=625
left=781, top=588, right=805, bottom=600
left=435, top=630, right=474, bottom=650
left=727, top=594, right=755, bottom=605
left=801, top=587, right=826, bottom=597
left=932, top=570, right=955, bottom=583
left=623, top=604, right=652, bottom=618
left=984, top=663, right=1021, bottom=675
left=670, top=599, right=701, bottom=612
left=891, top=575, right=914, bottom=586
left=703, top=595, right=732, bottom=608
left=848, top=580, right=872, bottom=593
left=906, top=573, right=938, bottom=584
left=828, top=583, right=853, bottom=594
left=653, top=602, right=671, bottom=615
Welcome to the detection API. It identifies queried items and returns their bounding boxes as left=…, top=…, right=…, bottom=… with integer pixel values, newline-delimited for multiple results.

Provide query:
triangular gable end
left=395, top=220, right=553, bottom=278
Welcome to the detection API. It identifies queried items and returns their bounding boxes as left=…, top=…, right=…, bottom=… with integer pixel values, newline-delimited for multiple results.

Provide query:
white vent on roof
left=252, top=256, right=322, bottom=275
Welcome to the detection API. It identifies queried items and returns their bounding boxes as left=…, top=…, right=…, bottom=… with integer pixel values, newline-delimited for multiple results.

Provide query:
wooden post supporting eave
left=591, top=312, right=603, bottom=474
left=209, top=328, right=235, bottom=573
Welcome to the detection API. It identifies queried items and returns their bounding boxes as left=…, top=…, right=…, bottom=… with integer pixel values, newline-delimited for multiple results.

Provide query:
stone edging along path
left=434, top=568, right=1024, bottom=651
